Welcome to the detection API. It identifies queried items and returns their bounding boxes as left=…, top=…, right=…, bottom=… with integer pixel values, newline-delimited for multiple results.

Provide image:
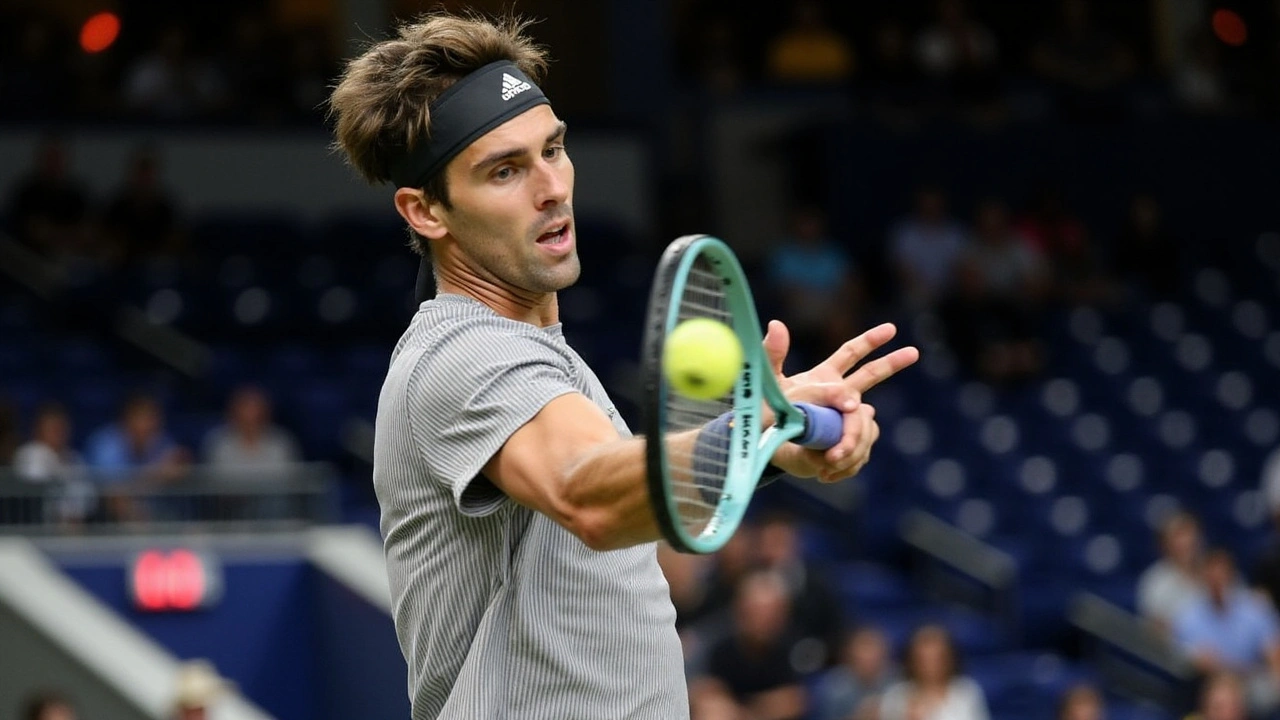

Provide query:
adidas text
left=501, top=73, right=532, bottom=101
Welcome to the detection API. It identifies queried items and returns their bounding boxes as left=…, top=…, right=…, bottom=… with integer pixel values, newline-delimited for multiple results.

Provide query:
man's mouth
left=536, top=222, right=570, bottom=244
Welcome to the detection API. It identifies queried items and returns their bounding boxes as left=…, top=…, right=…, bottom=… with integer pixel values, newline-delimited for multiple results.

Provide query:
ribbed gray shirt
left=372, top=294, right=688, bottom=719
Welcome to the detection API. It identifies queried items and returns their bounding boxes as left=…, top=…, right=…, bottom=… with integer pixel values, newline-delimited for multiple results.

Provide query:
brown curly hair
left=326, top=10, right=549, bottom=252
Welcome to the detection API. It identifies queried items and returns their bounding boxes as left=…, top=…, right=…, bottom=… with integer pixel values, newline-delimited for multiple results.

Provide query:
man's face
left=124, top=402, right=161, bottom=443
left=40, top=703, right=76, bottom=720
left=1165, top=520, right=1201, bottom=565
left=849, top=630, right=888, bottom=681
left=434, top=105, right=578, bottom=296
left=1205, top=556, right=1234, bottom=598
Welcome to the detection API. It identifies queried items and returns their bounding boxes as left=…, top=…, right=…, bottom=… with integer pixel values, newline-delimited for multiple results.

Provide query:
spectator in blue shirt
left=1174, top=549, right=1280, bottom=717
left=84, top=392, right=190, bottom=521
left=767, top=204, right=864, bottom=369
left=815, top=625, right=898, bottom=720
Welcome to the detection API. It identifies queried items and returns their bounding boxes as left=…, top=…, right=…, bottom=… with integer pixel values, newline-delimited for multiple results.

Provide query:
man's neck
left=436, top=272, right=558, bottom=327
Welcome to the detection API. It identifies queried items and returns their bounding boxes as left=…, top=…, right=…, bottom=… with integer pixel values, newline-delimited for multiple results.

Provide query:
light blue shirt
left=84, top=426, right=177, bottom=484
left=890, top=219, right=967, bottom=291
left=770, top=242, right=851, bottom=293
left=1173, top=589, right=1280, bottom=668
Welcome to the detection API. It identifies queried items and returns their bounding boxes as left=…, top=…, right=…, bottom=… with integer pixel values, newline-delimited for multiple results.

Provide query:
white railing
left=0, top=462, right=340, bottom=534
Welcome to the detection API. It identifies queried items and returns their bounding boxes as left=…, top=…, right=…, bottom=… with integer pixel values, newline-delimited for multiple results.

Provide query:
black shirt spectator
left=5, top=137, right=91, bottom=259
left=702, top=569, right=808, bottom=720
left=100, top=147, right=183, bottom=267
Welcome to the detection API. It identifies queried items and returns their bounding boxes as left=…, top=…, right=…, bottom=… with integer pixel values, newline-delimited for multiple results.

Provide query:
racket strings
left=664, top=256, right=737, bottom=536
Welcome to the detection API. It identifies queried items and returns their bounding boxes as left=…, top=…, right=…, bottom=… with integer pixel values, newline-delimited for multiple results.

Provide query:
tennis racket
left=641, top=235, right=844, bottom=554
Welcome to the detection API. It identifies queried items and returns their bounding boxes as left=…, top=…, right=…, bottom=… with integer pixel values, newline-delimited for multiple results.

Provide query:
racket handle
left=793, top=403, right=844, bottom=449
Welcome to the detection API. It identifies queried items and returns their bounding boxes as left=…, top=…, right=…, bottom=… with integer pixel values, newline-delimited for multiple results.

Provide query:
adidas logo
left=501, top=72, right=532, bottom=101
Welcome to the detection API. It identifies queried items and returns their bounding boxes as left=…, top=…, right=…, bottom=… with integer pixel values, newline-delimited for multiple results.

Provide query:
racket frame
left=641, top=235, right=816, bottom=554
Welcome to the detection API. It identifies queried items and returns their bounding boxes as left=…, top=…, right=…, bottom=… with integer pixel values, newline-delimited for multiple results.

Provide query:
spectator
left=861, top=18, right=925, bottom=131
left=701, top=569, right=808, bottom=720
left=202, top=385, right=300, bottom=477
left=913, top=0, right=1004, bottom=124
left=764, top=0, right=856, bottom=86
left=689, top=680, right=745, bottom=720
left=100, top=145, right=185, bottom=268
left=1173, top=549, right=1280, bottom=717
left=878, top=624, right=991, bottom=720
left=20, top=690, right=78, bottom=720
left=122, top=26, right=225, bottom=121
left=1110, top=191, right=1184, bottom=301
left=695, top=518, right=760, bottom=627
left=815, top=625, right=899, bottom=720
left=889, top=183, right=968, bottom=313
left=1057, top=683, right=1106, bottom=720
left=1137, top=510, right=1206, bottom=636
left=171, top=659, right=228, bottom=720
left=200, top=385, right=300, bottom=520
left=1186, top=671, right=1250, bottom=720
left=1029, top=0, right=1138, bottom=122
left=755, top=512, right=847, bottom=670
left=12, top=402, right=93, bottom=525
left=1015, top=185, right=1115, bottom=308
left=4, top=135, right=92, bottom=261
left=85, top=391, right=190, bottom=521
left=767, top=204, right=865, bottom=368
left=941, top=196, right=1049, bottom=384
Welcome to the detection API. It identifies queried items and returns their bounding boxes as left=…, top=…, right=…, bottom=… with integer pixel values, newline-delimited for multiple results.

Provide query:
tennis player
left=327, top=10, right=918, bottom=719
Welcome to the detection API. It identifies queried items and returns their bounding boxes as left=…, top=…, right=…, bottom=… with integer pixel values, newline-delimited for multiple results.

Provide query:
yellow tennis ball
left=663, top=318, right=743, bottom=400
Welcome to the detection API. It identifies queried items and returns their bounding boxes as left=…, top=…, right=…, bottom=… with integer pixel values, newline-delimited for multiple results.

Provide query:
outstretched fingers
left=845, top=345, right=920, bottom=395
left=818, top=323, right=900, bottom=377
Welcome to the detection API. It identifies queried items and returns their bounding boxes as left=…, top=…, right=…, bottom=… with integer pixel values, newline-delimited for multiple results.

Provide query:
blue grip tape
left=792, top=402, right=844, bottom=449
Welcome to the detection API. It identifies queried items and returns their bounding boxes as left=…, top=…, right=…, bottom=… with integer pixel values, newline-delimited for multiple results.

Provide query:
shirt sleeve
left=959, top=677, right=991, bottom=720
left=405, top=319, right=578, bottom=516
left=876, top=683, right=908, bottom=720
left=85, top=430, right=131, bottom=482
left=1255, top=597, right=1280, bottom=646
left=1172, top=603, right=1203, bottom=650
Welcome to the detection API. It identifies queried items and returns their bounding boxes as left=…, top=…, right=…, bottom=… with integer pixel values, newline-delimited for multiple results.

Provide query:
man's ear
left=394, top=188, right=449, bottom=241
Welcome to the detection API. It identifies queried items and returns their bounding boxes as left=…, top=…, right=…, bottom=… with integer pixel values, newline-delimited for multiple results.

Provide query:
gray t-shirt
left=373, top=294, right=688, bottom=720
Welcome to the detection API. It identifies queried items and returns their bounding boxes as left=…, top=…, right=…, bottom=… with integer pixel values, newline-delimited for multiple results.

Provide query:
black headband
left=391, top=60, right=550, bottom=189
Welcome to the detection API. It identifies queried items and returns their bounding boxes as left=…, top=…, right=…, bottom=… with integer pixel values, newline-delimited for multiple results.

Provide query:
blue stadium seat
left=192, top=212, right=308, bottom=260
left=968, top=651, right=1098, bottom=720
left=283, top=379, right=351, bottom=461
left=832, top=561, right=921, bottom=613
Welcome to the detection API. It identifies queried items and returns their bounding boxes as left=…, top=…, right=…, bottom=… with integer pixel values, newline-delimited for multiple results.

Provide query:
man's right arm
left=481, top=392, right=660, bottom=551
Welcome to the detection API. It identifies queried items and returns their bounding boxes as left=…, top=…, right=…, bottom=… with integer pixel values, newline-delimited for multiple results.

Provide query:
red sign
left=129, top=549, right=221, bottom=612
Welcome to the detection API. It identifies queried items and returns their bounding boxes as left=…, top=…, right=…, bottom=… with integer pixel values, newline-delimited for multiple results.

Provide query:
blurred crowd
left=1136, top=507, right=1280, bottom=720
left=762, top=179, right=1182, bottom=385
left=2, top=0, right=1278, bottom=127
left=0, top=2, right=339, bottom=126
left=659, top=500, right=1280, bottom=720
left=0, top=382, right=303, bottom=528
left=21, top=658, right=232, bottom=720
left=676, top=0, right=1280, bottom=125
left=4, top=136, right=187, bottom=273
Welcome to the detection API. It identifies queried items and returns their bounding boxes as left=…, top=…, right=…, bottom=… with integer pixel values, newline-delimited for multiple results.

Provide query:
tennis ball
left=663, top=318, right=743, bottom=400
